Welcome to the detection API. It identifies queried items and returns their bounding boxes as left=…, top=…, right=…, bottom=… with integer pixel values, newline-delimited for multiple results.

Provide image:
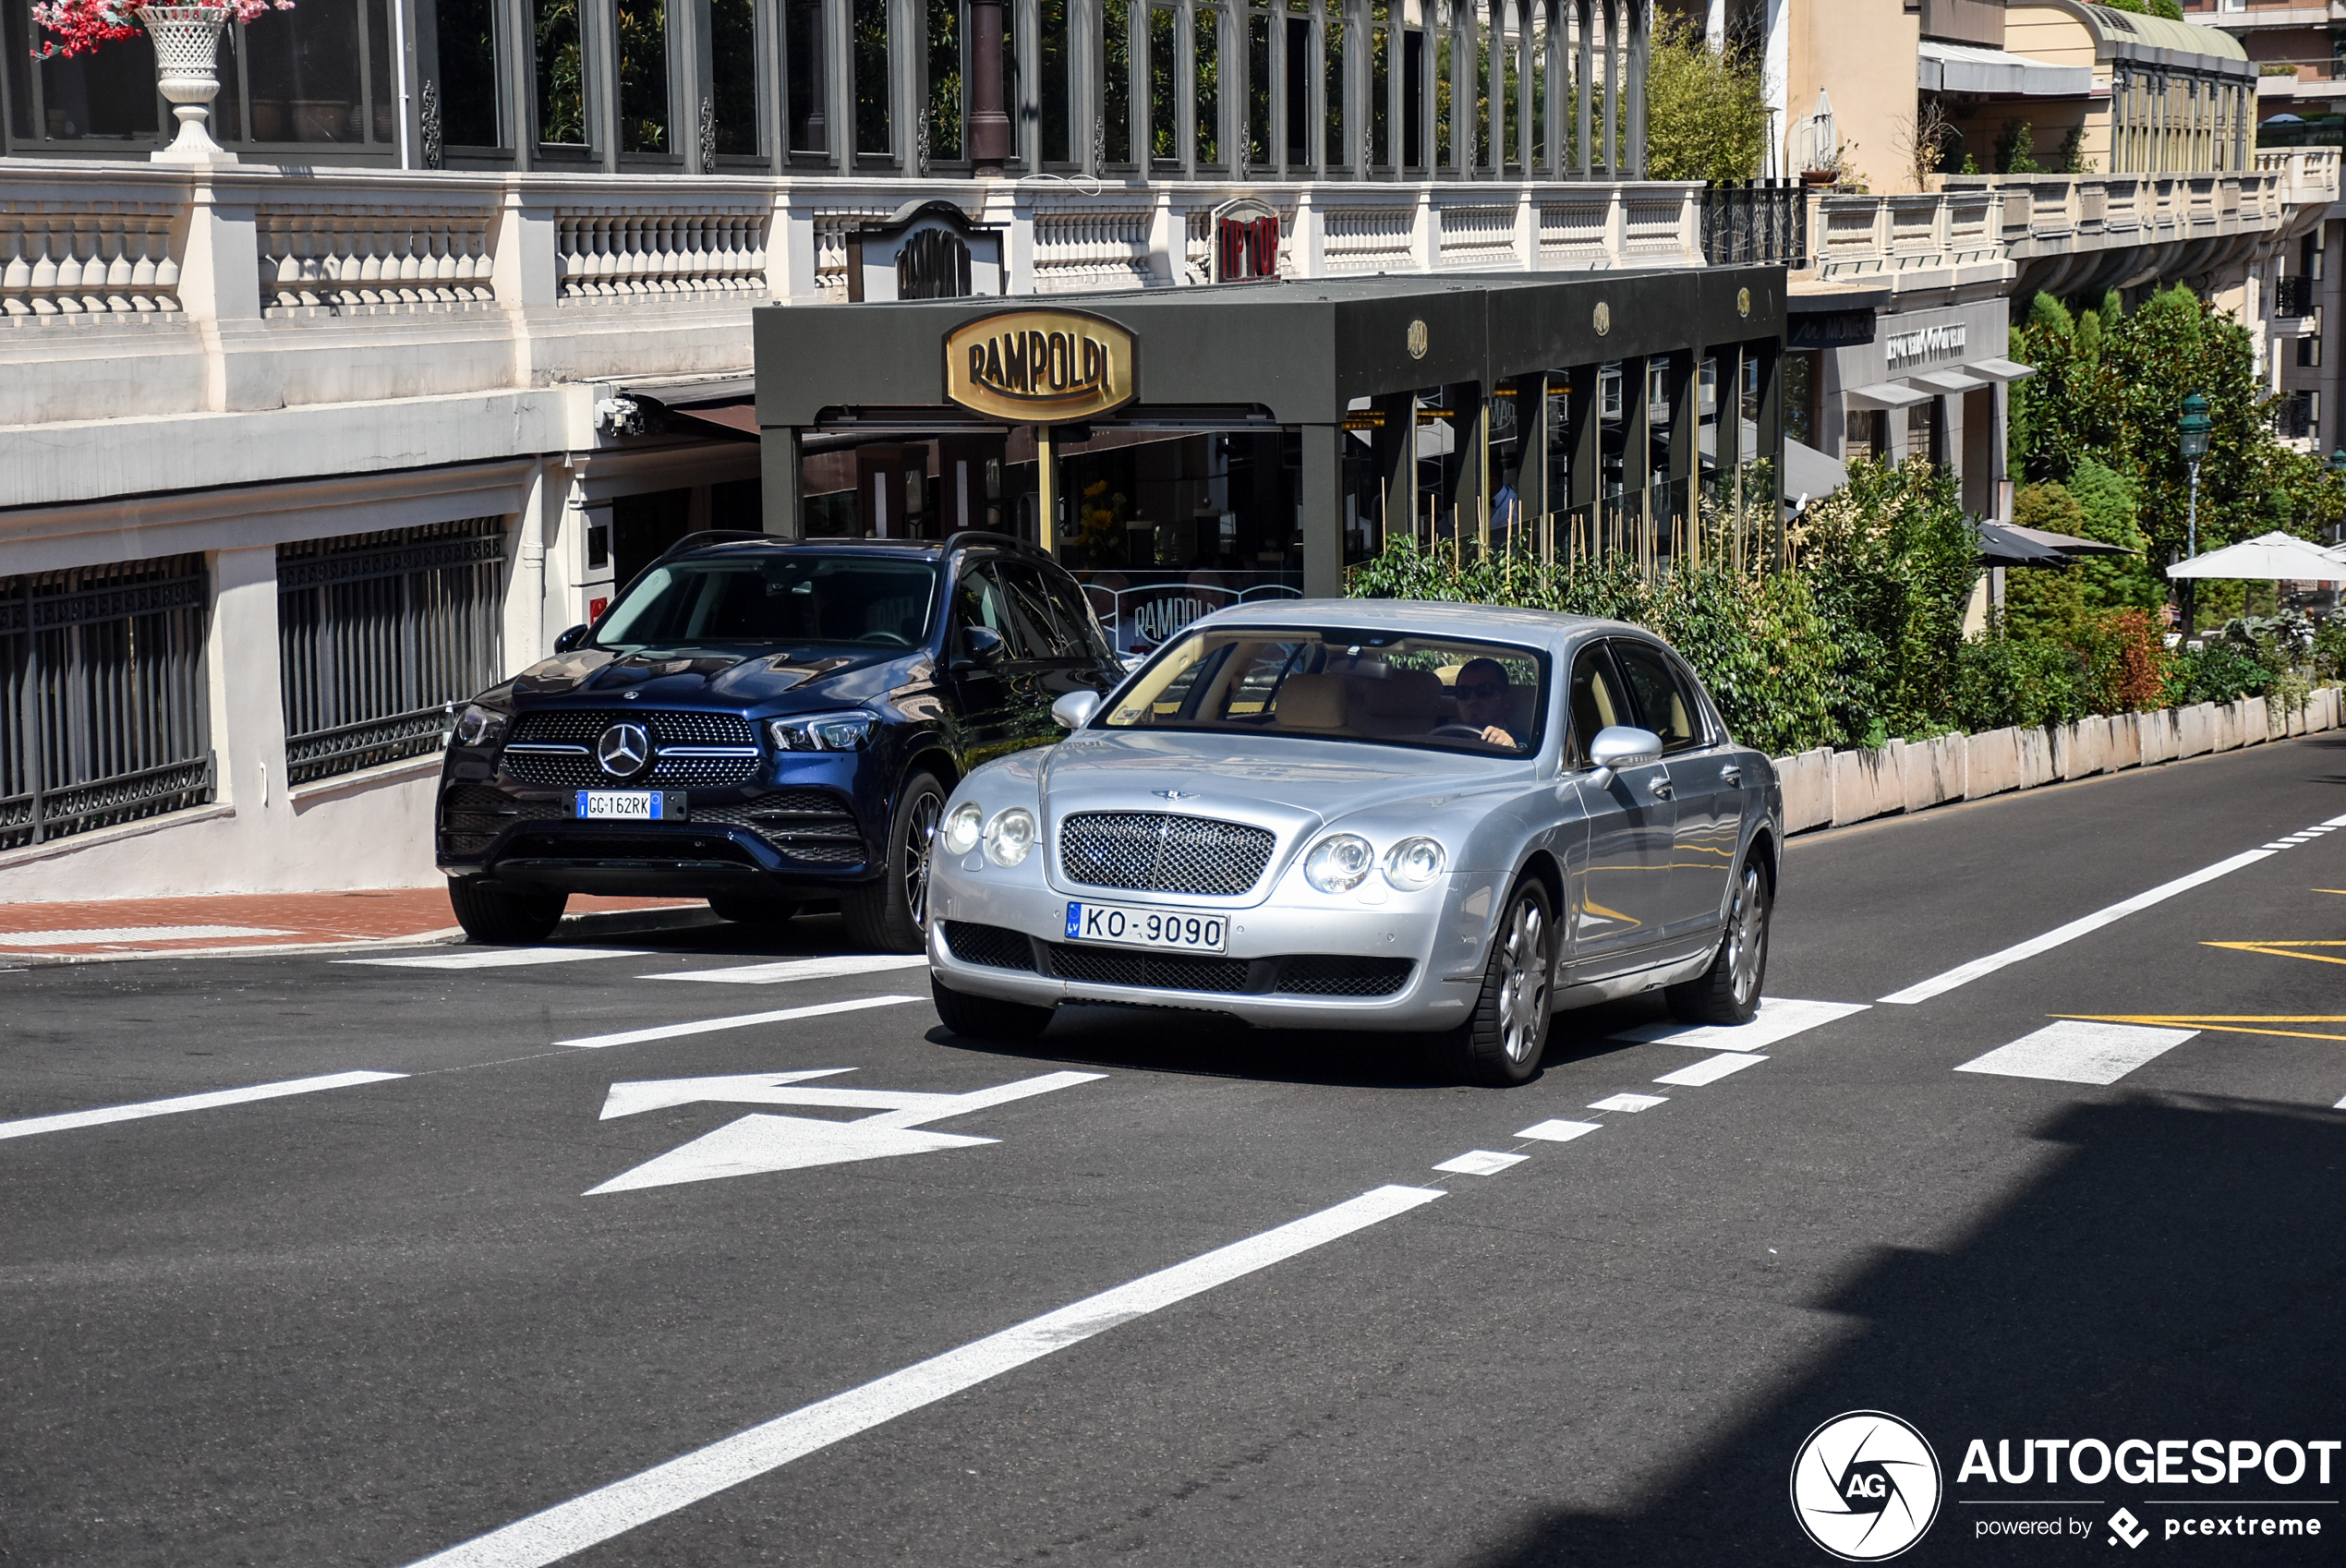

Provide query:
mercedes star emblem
left=596, top=722, right=652, bottom=778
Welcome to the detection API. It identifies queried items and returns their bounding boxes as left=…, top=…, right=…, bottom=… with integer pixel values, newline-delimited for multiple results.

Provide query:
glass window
left=1324, top=1, right=1343, bottom=168
left=1246, top=8, right=1269, bottom=166
left=242, top=0, right=383, bottom=145
left=952, top=561, right=1028, bottom=654
left=1147, top=4, right=1176, bottom=163
left=925, top=0, right=962, bottom=161
left=786, top=0, right=827, bottom=151
left=534, top=0, right=586, bottom=144
left=9, top=14, right=160, bottom=140
left=995, top=561, right=1070, bottom=658
left=616, top=0, right=670, bottom=152
left=1040, top=0, right=1069, bottom=162
left=597, top=554, right=938, bottom=649
left=1609, top=641, right=1703, bottom=753
left=854, top=0, right=891, bottom=155
left=437, top=0, right=502, bottom=146
left=1102, top=0, right=1131, bottom=163
left=1102, top=627, right=1548, bottom=756
left=1194, top=5, right=1218, bottom=165
left=709, top=0, right=758, bottom=154
left=1041, top=565, right=1116, bottom=664
left=1564, top=645, right=1629, bottom=766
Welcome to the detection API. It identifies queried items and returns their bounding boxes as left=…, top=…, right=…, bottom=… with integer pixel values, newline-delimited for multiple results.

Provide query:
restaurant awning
left=1917, top=41, right=2094, bottom=98
left=1965, top=357, right=2038, bottom=383
left=1906, top=368, right=1992, bottom=395
left=1844, top=380, right=1933, bottom=411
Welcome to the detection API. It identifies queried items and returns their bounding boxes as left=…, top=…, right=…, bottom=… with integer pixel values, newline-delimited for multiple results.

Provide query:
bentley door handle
left=1720, top=765, right=1742, bottom=786
left=1649, top=777, right=1675, bottom=801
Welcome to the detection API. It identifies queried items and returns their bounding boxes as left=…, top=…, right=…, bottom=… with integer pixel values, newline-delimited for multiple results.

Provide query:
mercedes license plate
left=1064, top=900, right=1227, bottom=954
left=572, top=790, right=683, bottom=821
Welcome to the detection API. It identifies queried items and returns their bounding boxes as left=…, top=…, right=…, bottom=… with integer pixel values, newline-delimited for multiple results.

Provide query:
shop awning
left=660, top=398, right=760, bottom=439
left=1965, top=357, right=2038, bottom=383
left=1784, top=438, right=1849, bottom=510
left=1917, top=41, right=2093, bottom=99
left=1906, top=368, right=1991, bottom=395
left=1844, top=380, right=1933, bottom=410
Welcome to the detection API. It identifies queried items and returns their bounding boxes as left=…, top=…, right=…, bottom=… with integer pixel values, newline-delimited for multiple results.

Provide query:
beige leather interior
left=1275, top=672, right=1350, bottom=730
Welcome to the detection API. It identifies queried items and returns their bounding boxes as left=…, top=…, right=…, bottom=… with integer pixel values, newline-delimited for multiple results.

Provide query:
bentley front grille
left=1056, top=812, right=1275, bottom=897
left=944, top=922, right=1039, bottom=972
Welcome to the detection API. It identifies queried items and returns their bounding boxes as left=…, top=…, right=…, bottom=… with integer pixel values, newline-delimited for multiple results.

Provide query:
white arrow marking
left=585, top=1068, right=1106, bottom=1194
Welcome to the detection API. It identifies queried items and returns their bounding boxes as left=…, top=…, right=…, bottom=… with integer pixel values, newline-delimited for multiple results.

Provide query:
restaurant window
left=786, top=0, right=827, bottom=152
left=436, top=0, right=504, bottom=148
left=535, top=0, right=588, bottom=145
left=709, top=0, right=759, bottom=154
left=5, top=5, right=160, bottom=142
left=615, top=0, right=671, bottom=153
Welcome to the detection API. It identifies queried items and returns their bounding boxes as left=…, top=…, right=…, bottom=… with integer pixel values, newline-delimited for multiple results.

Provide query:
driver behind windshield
left=1453, top=657, right=1518, bottom=749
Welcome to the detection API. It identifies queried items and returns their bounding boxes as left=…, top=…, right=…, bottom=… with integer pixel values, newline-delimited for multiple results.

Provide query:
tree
left=1644, top=15, right=1768, bottom=184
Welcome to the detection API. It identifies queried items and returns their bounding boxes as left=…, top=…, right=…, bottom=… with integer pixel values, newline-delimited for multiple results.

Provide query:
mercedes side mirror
left=553, top=624, right=590, bottom=654
left=1051, top=689, right=1102, bottom=730
left=1586, top=725, right=1663, bottom=790
left=953, top=625, right=1008, bottom=670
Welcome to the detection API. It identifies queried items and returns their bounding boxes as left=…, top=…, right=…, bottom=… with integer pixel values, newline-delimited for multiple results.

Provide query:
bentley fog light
left=984, top=807, right=1036, bottom=867
left=942, top=802, right=983, bottom=856
left=1384, top=837, right=1446, bottom=891
left=770, top=712, right=876, bottom=752
left=1303, top=834, right=1374, bottom=894
left=450, top=704, right=508, bottom=748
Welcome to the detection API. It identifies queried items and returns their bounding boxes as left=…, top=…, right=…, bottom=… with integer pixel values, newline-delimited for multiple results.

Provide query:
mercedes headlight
left=1384, top=837, right=1447, bottom=891
left=450, top=704, right=508, bottom=748
left=1303, top=833, right=1375, bottom=894
left=770, top=712, right=876, bottom=752
left=942, top=802, right=983, bottom=856
left=984, top=807, right=1036, bottom=867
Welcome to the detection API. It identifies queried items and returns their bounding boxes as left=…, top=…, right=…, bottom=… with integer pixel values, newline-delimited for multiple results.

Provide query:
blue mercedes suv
left=435, top=532, right=1124, bottom=949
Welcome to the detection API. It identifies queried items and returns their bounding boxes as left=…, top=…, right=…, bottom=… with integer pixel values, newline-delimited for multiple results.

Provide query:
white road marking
left=1880, top=848, right=2277, bottom=1005
left=1431, top=1150, right=1528, bottom=1176
left=339, top=947, right=650, bottom=971
left=0, top=924, right=297, bottom=947
left=1589, top=1092, right=1668, bottom=1113
left=0, top=1070, right=406, bottom=1141
left=1953, top=1020, right=2198, bottom=1086
left=2335, top=1093, right=2346, bottom=1110
left=586, top=1069, right=1106, bottom=1193
left=1516, top=1119, right=1602, bottom=1142
left=1614, top=997, right=1870, bottom=1052
left=555, top=995, right=921, bottom=1048
left=1653, top=1051, right=1768, bottom=1087
left=2263, top=842, right=2298, bottom=850
left=647, top=955, right=929, bottom=984
left=398, top=1183, right=1445, bottom=1568
left=2326, top=814, right=2346, bottom=828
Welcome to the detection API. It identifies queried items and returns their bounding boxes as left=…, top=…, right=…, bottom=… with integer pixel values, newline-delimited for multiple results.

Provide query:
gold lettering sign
left=943, top=309, right=1137, bottom=421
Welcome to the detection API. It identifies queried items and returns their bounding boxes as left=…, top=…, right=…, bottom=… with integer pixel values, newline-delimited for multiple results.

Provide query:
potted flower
left=30, top=0, right=293, bottom=164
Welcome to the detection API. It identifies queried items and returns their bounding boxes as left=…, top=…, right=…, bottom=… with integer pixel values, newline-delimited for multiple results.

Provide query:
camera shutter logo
left=597, top=722, right=653, bottom=779
left=1789, top=1411, right=1942, bottom=1561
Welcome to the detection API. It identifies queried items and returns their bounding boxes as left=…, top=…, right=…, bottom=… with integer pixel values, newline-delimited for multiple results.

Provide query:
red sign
left=588, top=597, right=609, bottom=622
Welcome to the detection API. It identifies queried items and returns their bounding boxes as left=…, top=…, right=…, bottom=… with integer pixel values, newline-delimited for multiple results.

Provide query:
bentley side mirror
left=1051, top=689, right=1102, bottom=730
left=553, top=624, right=590, bottom=654
left=952, top=625, right=1008, bottom=670
left=1586, top=725, right=1663, bottom=790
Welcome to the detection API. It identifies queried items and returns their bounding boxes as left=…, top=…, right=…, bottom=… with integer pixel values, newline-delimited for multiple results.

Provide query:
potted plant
left=30, top=0, right=293, bottom=163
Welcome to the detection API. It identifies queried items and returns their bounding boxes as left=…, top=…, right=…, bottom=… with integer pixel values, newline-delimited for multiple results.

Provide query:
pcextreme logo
left=1791, top=1410, right=1945, bottom=1561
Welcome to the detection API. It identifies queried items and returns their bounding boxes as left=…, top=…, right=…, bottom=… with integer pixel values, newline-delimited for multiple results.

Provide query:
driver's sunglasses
left=1457, top=681, right=1506, bottom=700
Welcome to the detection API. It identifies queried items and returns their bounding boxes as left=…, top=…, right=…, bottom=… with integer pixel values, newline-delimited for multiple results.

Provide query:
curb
left=0, top=903, right=721, bottom=971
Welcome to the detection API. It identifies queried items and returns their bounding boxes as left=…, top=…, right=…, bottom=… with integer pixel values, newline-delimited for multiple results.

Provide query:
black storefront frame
left=751, top=269, right=1787, bottom=598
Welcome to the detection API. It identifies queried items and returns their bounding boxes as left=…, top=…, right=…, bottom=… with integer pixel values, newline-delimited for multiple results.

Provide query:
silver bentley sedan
left=924, top=598, right=1783, bottom=1085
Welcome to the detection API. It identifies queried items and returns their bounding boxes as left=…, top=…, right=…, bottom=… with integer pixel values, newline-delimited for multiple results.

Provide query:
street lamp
left=2179, top=392, right=2212, bottom=635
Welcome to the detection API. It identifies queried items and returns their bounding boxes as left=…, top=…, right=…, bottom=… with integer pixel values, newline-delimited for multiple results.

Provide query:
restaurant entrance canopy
left=752, top=269, right=1788, bottom=603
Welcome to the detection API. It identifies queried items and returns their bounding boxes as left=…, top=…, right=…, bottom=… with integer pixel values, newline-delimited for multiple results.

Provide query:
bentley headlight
left=942, top=802, right=983, bottom=856
left=984, top=807, right=1036, bottom=867
left=450, top=704, right=508, bottom=748
left=770, top=712, right=876, bottom=752
left=1303, top=833, right=1375, bottom=894
left=1384, top=837, right=1447, bottom=891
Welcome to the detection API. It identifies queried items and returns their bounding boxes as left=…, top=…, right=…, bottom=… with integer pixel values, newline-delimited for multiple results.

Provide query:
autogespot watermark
left=1792, top=1413, right=2340, bottom=1556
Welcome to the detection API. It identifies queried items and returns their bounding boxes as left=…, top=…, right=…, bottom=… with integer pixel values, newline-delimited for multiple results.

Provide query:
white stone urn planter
left=144, top=4, right=239, bottom=164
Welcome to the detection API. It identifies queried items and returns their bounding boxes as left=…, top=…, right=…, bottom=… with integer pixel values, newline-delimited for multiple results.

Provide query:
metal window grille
left=1699, top=180, right=1808, bottom=269
left=1, top=555, right=214, bottom=851
left=278, top=517, right=507, bottom=786
left=2275, top=275, right=2318, bottom=318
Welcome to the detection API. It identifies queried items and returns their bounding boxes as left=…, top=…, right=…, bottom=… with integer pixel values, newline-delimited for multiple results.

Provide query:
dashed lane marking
left=554, top=995, right=923, bottom=1049
left=1589, top=1092, right=1669, bottom=1113
left=0, top=1070, right=407, bottom=1141
left=1653, top=1051, right=1768, bottom=1087
left=397, top=1184, right=1445, bottom=1568
left=1953, top=1019, right=2198, bottom=1086
left=1432, top=1150, right=1529, bottom=1176
left=1612, top=996, right=1870, bottom=1052
left=646, top=955, right=929, bottom=984
left=338, top=947, right=651, bottom=971
left=1516, top=1119, right=1602, bottom=1143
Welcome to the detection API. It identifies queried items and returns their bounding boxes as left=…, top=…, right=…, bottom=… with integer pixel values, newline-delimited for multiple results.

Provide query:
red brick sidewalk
left=0, top=889, right=703, bottom=959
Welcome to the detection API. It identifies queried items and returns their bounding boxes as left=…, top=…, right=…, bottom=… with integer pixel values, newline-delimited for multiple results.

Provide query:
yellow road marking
left=2059, top=1013, right=2346, bottom=1043
left=2204, top=940, right=2346, bottom=969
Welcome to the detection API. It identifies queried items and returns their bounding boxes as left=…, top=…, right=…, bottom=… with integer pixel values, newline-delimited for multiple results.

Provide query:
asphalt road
left=6, top=735, right=2345, bottom=1568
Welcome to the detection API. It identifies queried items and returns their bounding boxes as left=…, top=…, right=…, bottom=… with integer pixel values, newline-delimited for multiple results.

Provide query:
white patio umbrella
left=2166, top=531, right=2346, bottom=585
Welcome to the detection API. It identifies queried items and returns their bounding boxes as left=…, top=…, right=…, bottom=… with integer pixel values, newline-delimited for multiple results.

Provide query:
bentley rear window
left=1101, top=629, right=1549, bottom=755
left=595, top=556, right=937, bottom=650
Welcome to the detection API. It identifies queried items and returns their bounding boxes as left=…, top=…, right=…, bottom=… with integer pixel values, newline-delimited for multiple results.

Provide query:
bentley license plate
left=1064, top=900, right=1227, bottom=953
left=572, top=790, right=682, bottom=821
